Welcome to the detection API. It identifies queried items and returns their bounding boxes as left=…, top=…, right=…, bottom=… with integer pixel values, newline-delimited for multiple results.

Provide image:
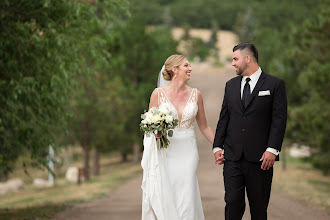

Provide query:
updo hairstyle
left=162, top=55, right=186, bottom=81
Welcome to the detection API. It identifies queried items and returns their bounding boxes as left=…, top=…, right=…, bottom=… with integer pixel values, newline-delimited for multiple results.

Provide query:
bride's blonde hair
left=162, top=55, right=186, bottom=81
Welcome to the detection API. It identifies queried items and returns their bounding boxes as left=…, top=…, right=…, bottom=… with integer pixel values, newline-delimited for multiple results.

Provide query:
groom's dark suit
left=213, top=70, right=287, bottom=220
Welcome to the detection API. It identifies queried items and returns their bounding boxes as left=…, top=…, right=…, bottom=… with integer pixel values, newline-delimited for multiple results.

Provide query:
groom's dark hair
left=233, top=42, right=259, bottom=63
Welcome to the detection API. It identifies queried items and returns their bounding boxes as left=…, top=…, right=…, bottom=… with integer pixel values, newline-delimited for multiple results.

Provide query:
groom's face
left=232, top=50, right=248, bottom=76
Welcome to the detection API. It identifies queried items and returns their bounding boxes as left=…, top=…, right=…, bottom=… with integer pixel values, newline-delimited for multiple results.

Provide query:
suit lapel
left=236, top=76, right=244, bottom=111
left=245, top=71, right=267, bottom=110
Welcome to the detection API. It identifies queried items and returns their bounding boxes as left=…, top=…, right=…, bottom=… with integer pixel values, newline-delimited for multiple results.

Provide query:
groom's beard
left=236, top=62, right=248, bottom=76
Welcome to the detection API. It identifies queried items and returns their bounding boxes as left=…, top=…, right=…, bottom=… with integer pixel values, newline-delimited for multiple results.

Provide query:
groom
left=213, top=42, right=287, bottom=220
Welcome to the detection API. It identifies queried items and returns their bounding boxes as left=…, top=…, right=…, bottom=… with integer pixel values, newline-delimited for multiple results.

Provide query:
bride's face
left=175, top=59, right=192, bottom=81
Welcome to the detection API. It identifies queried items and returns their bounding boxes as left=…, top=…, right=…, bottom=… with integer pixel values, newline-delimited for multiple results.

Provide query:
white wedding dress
left=141, top=88, right=205, bottom=220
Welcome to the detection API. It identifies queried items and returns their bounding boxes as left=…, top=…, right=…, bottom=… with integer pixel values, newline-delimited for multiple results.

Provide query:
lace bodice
left=157, top=88, right=198, bottom=129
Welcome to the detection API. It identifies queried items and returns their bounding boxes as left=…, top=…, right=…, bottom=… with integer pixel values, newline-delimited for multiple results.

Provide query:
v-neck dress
left=141, top=88, right=204, bottom=220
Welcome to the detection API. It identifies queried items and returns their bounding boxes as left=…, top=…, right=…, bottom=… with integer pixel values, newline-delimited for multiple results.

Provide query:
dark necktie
left=242, top=78, right=251, bottom=108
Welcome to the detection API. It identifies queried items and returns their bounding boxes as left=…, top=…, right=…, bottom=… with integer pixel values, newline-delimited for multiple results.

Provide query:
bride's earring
left=172, top=74, right=177, bottom=80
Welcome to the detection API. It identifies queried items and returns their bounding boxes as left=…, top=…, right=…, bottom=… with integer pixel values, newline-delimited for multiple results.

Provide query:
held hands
left=260, top=151, right=276, bottom=170
left=214, top=149, right=225, bottom=165
left=213, top=149, right=276, bottom=168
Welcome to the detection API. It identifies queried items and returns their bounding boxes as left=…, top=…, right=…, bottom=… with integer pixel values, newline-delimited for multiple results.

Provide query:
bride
left=141, top=55, right=215, bottom=220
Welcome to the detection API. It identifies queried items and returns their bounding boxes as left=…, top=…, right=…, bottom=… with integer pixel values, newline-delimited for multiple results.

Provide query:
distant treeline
left=131, top=0, right=321, bottom=30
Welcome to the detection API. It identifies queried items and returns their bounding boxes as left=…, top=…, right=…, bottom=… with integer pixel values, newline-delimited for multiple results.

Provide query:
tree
left=108, top=17, right=178, bottom=162
left=65, top=10, right=177, bottom=180
left=181, top=23, right=191, bottom=41
left=251, top=0, right=330, bottom=174
left=0, top=0, right=129, bottom=180
left=67, top=74, right=132, bottom=179
left=235, top=7, right=256, bottom=42
left=63, top=0, right=129, bottom=180
left=232, top=0, right=328, bottom=173
left=281, top=1, right=330, bottom=174
left=162, top=6, right=173, bottom=28
left=0, top=0, right=91, bottom=180
left=207, top=19, right=219, bottom=48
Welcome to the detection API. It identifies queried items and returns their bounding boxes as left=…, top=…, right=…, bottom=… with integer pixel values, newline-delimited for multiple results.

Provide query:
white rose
left=142, top=119, right=147, bottom=125
left=151, top=114, right=162, bottom=124
left=149, top=115, right=155, bottom=123
left=145, top=112, right=153, bottom=122
left=158, top=106, right=169, bottom=115
left=145, top=112, right=153, bottom=124
left=165, top=115, right=173, bottom=123
left=145, top=112, right=152, bottom=118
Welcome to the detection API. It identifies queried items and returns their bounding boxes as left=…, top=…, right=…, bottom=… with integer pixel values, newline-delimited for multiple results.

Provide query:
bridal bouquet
left=140, top=106, right=178, bottom=149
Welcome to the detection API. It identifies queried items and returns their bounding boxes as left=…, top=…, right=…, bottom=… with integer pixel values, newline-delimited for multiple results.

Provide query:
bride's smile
left=175, top=59, right=192, bottom=81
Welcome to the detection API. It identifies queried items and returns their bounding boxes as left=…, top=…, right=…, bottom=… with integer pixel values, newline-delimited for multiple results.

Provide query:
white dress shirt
left=213, top=67, right=279, bottom=156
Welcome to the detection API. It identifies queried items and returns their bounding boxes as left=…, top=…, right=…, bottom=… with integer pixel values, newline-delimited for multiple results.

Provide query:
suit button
left=243, top=116, right=246, bottom=119
left=242, top=129, right=245, bottom=132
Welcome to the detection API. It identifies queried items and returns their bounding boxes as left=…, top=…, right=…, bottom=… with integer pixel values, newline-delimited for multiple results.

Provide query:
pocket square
left=258, top=90, right=270, bottom=96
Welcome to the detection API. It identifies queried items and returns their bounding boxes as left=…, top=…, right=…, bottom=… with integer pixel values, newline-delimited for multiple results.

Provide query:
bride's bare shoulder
left=150, top=88, right=159, bottom=99
left=187, top=86, right=200, bottom=94
left=194, top=88, right=203, bottom=102
left=185, top=85, right=194, bottom=92
left=149, top=89, right=159, bottom=108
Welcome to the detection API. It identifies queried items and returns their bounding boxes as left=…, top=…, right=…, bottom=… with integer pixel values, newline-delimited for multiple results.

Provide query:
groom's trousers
left=223, top=154, right=273, bottom=220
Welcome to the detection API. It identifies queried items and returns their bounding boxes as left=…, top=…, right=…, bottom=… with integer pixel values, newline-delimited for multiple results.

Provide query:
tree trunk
left=121, top=153, right=128, bottom=162
left=132, top=143, right=141, bottom=164
left=83, top=120, right=90, bottom=181
left=92, top=148, right=100, bottom=176
left=83, top=144, right=89, bottom=181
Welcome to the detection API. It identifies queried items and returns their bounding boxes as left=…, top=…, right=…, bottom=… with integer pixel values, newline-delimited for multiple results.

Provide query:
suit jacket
left=213, top=71, right=287, bottom=162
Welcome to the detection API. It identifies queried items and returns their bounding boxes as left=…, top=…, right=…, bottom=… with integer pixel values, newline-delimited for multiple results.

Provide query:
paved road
left=54, top=63, right=330, bottom=220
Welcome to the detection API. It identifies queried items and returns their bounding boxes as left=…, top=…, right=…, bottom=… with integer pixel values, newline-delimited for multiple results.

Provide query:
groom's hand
left=214, top=150, right=225, bottom=165
left=260, top=151, right=276, bottom=170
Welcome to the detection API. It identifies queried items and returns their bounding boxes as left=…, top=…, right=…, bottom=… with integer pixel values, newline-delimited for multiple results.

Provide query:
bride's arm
left=196, top=90, right=215, bottom=144
left=149, top=89, right=159, bottom=109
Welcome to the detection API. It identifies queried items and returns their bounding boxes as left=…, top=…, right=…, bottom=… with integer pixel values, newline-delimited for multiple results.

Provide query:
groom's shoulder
left=226, top=76, right=241, bottom=85
left=263, top=71, right=285, bottom=84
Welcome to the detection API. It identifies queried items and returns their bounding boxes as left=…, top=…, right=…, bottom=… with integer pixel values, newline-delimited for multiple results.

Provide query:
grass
left=0, top=204, right=67, bottom=220
left=273, top=154, right=330, bottom=213
left=0, top=151, right=142, bottom=220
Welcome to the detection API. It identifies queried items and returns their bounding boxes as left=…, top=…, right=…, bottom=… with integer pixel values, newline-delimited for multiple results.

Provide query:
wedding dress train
left=141, top=88, right=204, bottom=220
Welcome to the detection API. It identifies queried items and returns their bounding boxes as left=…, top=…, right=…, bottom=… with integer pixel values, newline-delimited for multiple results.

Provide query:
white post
left=48, top=145, right=54, bottom=184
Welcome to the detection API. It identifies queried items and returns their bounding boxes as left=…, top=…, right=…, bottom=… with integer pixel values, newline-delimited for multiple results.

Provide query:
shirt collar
left=242, top=67, right=261, bottom=83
